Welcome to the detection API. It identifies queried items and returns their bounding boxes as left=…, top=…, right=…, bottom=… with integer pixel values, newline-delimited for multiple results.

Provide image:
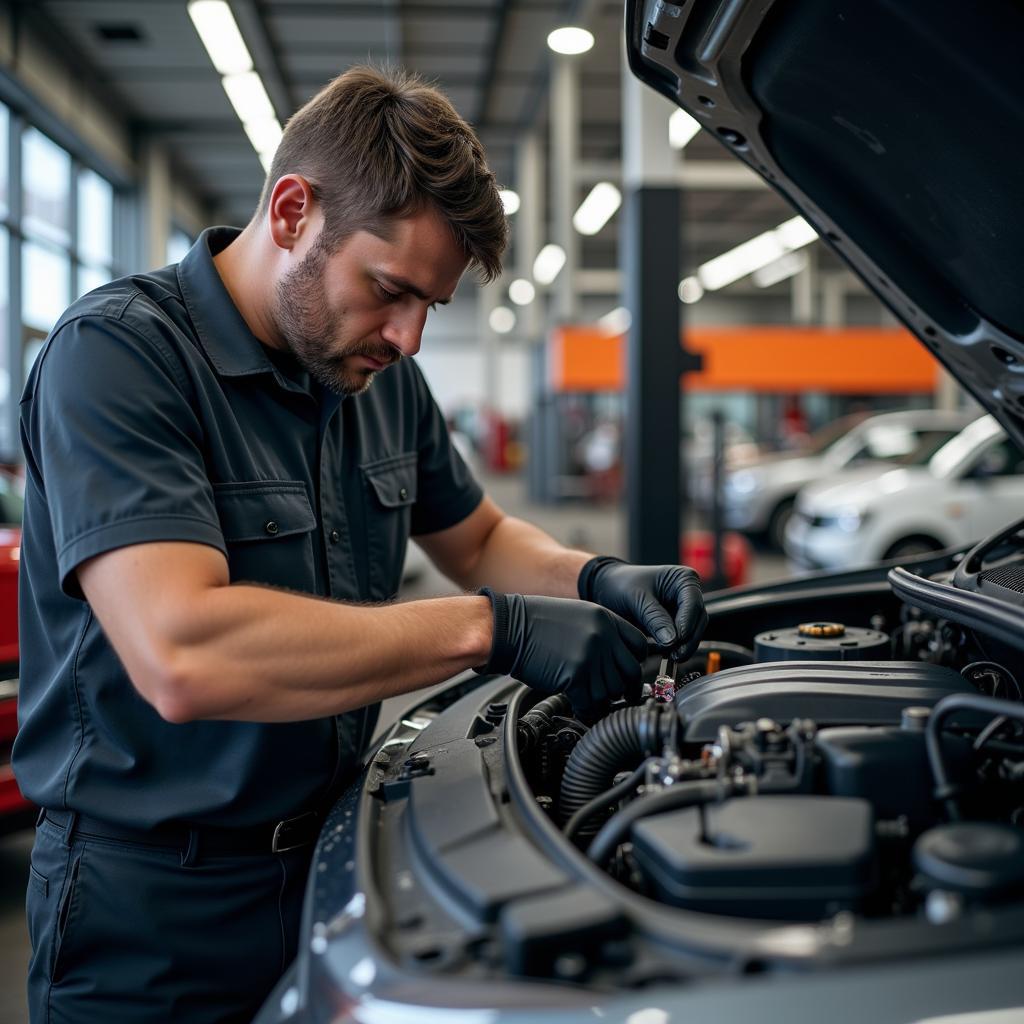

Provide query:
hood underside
left=626, top=0, right=1024, bottom=447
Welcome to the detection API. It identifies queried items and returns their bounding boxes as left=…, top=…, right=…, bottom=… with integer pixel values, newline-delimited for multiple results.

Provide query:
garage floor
left=0, top=470, right=787, bottom=1018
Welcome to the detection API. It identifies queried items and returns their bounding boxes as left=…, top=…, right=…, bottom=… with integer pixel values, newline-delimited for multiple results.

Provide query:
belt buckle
left=271, top=811, right=319, bottom=853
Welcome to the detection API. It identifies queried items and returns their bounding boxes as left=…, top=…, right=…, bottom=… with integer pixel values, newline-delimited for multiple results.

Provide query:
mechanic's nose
left=382, top=307, right=427, bottom=357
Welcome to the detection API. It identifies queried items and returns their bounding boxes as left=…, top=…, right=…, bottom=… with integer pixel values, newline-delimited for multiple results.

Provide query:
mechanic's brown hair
left=258, top=64, right=507, bottom=281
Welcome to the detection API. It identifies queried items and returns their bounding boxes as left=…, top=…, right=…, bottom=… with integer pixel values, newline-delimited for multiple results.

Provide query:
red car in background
left=0, top=474, right=30, bottom=833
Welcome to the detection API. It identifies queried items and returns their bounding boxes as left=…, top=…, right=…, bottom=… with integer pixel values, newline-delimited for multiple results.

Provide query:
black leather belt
left=39, top=808, right=322, bottom=856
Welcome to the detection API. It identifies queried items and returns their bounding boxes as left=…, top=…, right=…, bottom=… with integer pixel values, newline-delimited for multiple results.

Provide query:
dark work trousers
left=26, top=813, right=314, bottom=1024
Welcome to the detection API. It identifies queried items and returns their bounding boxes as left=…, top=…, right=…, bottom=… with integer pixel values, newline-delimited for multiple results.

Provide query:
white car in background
left=785, top=414, right=1024, bottom=571
left=720, top=408, right=975, bottom=549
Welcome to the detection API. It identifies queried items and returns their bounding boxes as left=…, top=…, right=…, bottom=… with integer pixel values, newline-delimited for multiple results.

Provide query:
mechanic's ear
left=267, top=175, right=319, bottom=252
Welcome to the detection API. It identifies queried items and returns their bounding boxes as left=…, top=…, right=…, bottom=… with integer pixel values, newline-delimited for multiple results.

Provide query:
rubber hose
left=516, top=693, right=573, bottom=752
left=558, top=703, right=675, bottom=833
left=587, top=778, right=726, bottom=867
left=926, top=692, right=1024, bottom=821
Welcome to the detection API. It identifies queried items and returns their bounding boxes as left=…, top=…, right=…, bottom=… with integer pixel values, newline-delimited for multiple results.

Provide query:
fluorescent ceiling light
left=533, top=244, right=566, bottom=285
left=188, top=1, right=253, bottom=75
left=489, top=306, right=516, bottom=334
left=775, top=215, right=818, bottom=249
left=243, top=118, right=283, bottom=156
left=572, top=182, right=621, bottom=236
left=508, top=278, right=536, bottom=306
left=669, top=109, right=701, bottom=150
left=598, top=306, right=631, bottom=333
left=697, top=216, right=817, bottom=291
left=547, top=27, right=594, bottom=55
left=752, top=250, right=808, bottom=288
left=678, top=276, right=704, bottom=304
left=189, top=5, right=277, bottom=174
left=499, top=189, right=520, bottom=215
left=222, top=72, right=275, bottom=125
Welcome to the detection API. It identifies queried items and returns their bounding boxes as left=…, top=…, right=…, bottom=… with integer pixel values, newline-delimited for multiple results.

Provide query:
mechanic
left=14, top=66, right=707, bottom=1023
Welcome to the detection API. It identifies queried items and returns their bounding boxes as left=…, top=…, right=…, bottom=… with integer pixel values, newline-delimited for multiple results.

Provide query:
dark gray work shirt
left=14, top=226, right=482, bottom=829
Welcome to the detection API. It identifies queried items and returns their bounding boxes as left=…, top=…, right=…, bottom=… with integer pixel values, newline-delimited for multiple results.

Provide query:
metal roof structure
left=27, top=0, right=805, bottom=282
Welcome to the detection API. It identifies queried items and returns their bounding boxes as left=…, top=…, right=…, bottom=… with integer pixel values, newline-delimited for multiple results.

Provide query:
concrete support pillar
left=549, top=55, right=578, bottom=323
left=515, top=132, right=543, bottom=340
left=621, top=53, right=697, bottom=564
left=934, top=368, right=961, bottom=411
left=140, top=137, right=172, bottom=271
left=791, top=247, right=816, bottom=324
left=821, top=272, right=847, bottom=328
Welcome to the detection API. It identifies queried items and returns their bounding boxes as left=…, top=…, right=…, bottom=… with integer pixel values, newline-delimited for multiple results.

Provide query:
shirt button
left=398, top=487, right=408, bottom=501
left=329, top=529, right=341, bottom=544
left=265, top=521, right=280, bottom=536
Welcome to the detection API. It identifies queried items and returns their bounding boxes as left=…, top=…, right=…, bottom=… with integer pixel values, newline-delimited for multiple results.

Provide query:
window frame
left=0, top=88, right=133, bottom=462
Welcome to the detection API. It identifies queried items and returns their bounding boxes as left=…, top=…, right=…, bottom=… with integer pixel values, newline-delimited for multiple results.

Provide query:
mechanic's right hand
left=475, top=588, right=648, bottom=715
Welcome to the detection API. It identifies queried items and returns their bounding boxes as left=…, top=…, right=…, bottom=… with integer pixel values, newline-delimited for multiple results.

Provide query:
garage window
left=0, top=103, right=122, bottom=461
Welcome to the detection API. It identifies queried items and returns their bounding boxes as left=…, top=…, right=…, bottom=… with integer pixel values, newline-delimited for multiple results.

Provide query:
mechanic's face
left=273, top=206, right=467, bottom=396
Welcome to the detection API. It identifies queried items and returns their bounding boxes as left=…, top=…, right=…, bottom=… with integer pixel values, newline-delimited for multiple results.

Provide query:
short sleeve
left=21, top=313, right=226, bottom=597
left=407, top=361, right=483, bottom=536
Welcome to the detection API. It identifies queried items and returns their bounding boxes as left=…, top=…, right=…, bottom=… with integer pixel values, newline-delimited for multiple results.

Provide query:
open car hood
left=626, top=0, right=1024, bottom=449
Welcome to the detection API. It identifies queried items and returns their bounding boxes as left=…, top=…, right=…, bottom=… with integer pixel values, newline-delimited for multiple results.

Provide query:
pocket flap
left=213, top=481, right=316, bottom=542
left=362, top=455, right=418, bottom=509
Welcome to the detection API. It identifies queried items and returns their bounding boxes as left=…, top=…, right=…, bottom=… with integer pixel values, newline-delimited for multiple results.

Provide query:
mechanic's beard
left=273, top=240, right=400, bottom=397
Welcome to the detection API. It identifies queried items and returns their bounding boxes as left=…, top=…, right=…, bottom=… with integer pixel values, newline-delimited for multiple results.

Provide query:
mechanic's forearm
left=156, top=587, right=493, bottom=723
left=458, top=514, right=593, bottom=598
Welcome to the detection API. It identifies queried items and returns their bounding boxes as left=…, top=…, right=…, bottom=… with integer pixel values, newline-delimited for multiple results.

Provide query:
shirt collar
left=176, top=226, right=285, bottom=381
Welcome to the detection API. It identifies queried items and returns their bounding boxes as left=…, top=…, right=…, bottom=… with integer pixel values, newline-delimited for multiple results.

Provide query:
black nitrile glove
left=578, top=556, right=708, bottom=662
left=476, top=588, right=648, bottom=716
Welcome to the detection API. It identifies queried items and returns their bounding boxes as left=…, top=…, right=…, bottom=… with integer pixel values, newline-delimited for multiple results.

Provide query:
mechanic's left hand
left=578, top=557, right=708, bottom=662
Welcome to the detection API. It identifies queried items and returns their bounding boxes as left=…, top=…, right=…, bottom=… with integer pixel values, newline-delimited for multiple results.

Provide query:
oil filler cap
left=798, top=622, right=846, bottom=638
left=754, top=623, right=889, bottom=662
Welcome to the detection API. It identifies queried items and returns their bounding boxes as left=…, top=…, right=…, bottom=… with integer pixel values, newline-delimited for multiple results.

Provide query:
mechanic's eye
left=376, top=283, right=399, bottom=302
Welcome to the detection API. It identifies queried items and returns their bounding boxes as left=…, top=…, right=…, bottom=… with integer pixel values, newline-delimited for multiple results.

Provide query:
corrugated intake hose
left=558, top=702, right=677, bottom=835
left=516, top=693, right=574, bottom=752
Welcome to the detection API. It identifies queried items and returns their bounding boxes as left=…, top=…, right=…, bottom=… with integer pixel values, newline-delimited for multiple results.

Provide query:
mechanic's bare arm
left=77, top=542, right=493, bottom=725
left=414, top=495, right=593, bottom=597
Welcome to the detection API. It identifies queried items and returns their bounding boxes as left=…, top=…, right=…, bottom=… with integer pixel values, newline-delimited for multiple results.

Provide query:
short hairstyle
left=257, top=65, right=508, bottom=282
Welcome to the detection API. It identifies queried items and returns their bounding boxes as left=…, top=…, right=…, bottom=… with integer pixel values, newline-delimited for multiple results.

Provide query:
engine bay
left=333, top=523, right=1024, bottom=994
left=517, top=530, right=1024, bottom=934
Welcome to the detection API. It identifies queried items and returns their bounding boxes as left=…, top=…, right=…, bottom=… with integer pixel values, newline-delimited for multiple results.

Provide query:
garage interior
left=0, top=1, right=999, bottom=1020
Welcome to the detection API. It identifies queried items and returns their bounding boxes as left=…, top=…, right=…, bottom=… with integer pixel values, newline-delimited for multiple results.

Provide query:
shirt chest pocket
left=361, top=453, right=418, bottom=600
left=213, top=481, right=317, bottom=591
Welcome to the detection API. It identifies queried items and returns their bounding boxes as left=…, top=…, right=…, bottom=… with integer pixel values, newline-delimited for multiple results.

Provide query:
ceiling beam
left=264, top=2, right=490, bottom=17
left=573, top=159, right=767, bottom=190
left=474, top=0, right=513, bottom=129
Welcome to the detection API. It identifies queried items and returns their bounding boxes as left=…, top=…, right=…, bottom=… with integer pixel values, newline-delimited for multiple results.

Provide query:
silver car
left=721, top=408, right=975, bottom=548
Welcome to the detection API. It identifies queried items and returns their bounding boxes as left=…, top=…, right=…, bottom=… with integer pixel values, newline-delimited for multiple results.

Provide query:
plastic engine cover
left=675, top=661, right=973, bottom=742
left=631, top=795, right=875, bottom=920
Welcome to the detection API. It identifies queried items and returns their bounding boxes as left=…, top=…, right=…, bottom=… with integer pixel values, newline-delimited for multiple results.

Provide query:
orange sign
left=548, top=325, right=939, bottom=394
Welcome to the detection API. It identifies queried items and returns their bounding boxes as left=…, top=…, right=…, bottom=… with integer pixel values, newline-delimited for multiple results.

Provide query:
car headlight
left=727, top=469, right=758, bottom=495
left=829, top=506, right=871, bottom=533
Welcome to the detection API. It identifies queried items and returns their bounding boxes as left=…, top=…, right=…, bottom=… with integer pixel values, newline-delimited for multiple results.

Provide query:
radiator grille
left=979, top=563, right=1024, bottom=594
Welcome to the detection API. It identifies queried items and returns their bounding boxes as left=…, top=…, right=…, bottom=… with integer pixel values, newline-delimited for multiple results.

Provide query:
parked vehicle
left=719, top=408, right=974, bottom=549
left=256, top=2, right=1024, bottom=1021
left=0, top=472, right=28, bottom=832
left=785, top=415, right=1024, bottom=571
